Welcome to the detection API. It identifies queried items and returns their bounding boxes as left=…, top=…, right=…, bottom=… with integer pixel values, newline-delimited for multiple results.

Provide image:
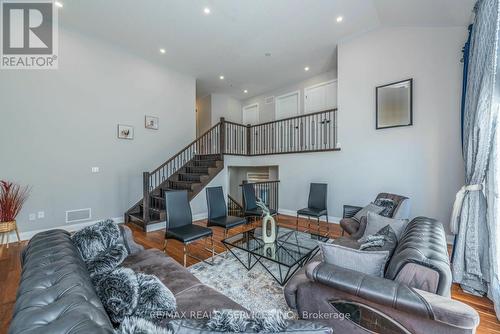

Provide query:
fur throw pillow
left=206, top=310, right=249, bottom=332
left=252, top=310, right=287, bottom=333
left=135, top=273, right=177, bottom=321
left=86, top=244, right=128, bottom=277
left=116, top=316, right=172, bottom=334
left=72, top=219, right=121, bottom=261
left=95, top=267, right=139, bottom=324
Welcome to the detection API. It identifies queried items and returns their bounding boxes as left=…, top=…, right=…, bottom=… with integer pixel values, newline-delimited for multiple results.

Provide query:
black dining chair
left=164, top=190, right=214, bottom=267
left=296, top=183, right=329, bottom=234
left=206, top=186, right=247, bottom=240
left=242, top=183, right=277, bottom=225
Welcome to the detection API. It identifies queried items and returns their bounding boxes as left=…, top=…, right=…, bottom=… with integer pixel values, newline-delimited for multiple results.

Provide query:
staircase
left=125, top=109, right=339, bottom=231
left=125, top=122, right=224, bottom=231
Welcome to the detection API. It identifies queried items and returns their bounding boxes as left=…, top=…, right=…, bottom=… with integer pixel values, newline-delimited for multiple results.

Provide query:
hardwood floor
left=0, top=215, right=499, bottom=333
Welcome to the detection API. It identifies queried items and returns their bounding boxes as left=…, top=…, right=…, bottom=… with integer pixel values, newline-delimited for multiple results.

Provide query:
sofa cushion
left=123, top=248, right=247, bottom=320
left=319, top=242, right=390, bottom=277
left=123, top=249, right=202, bottom=295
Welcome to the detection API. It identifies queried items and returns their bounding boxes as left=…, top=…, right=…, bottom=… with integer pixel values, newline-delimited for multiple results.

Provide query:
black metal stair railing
left=240, top=180, right=280, bottom=213
left=228, top=194, right=244, bottom=217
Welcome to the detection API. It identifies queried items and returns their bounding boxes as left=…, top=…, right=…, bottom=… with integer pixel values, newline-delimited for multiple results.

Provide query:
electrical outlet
left=37, top=211, right=45, bottom=219
left=91, top=167, right=100, bottom=173
left=29, top=213, right=36, bottom=221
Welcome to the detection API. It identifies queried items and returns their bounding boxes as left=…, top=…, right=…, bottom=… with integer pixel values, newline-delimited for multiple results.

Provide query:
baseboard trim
left=278, top=208, right=341, bottom=224
left=7, top=216, right=125, bottom=242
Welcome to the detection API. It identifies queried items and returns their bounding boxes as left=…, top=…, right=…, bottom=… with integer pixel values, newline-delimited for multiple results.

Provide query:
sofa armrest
left=343, top=205, right=363, bottom=218
left=393, top=198, right=411, bottom=219
left=306, top=262, right=434, bottom=319
left=304, top=262, right=479, bottom=330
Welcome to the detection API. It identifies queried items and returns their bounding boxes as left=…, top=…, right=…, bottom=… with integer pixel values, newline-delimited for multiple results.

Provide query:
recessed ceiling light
left=336, top=16, right=343, bottom=23
left=159, top=48, right=166, bottom=54
left=243, top=90, right=248, bottom=93
left=304, top=66, right=310, bottom=71
left=204, top=7, right=211, bottom=15
left=55, top=1, right=63, bottom=8
left=219, top=75, right=224, bottom=80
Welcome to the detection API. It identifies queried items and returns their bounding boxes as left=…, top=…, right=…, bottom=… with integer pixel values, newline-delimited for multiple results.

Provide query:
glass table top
left=222, top=226, right=329, bottom=268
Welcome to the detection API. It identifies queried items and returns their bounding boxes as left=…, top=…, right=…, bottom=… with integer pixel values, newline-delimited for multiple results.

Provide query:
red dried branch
left=0, top=180, right=31, bottom=222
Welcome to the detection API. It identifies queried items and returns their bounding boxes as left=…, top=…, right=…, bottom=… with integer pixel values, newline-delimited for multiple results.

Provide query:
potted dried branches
left=0, top=180, right=30, bottom=247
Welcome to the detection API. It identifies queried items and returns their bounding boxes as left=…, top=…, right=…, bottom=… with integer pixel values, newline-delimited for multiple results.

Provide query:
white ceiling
left=59, top=0, right=475, bottom=99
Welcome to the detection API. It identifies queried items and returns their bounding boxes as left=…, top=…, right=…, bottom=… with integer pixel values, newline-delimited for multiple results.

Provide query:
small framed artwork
left=117, top=124, right=134, bottom=140
left=145, top=115, right=159, bottom=130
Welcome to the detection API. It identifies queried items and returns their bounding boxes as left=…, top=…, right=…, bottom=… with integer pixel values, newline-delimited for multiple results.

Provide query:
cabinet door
left=276, top=91, right=300, bottom=120
left=242, top=103, right=259, bottom=125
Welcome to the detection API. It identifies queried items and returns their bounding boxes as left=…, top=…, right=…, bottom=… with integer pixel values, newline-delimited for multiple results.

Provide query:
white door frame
left=304, top=79, right=337, bottom=113
left=275, top=90, right=300, bottom=120
left=242, top=103, right=259, bottom=125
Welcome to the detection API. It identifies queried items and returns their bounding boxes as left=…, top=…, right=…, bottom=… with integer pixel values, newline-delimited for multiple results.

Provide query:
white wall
left=196, top=94, right=212, bottom=135
left=242, top=70, right=337, bottom=123
left=211, top=94, right=242, bottom=124
left=196, top=93, right=242, bottom=135
left=227, top=27, right=466, bottom=232
left=0, top=27, right=196, bottom=233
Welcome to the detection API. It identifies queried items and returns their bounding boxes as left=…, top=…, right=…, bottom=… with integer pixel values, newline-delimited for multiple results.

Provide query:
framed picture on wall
left=117, top=124, right=134, bottom=139
left=376, top=78, right=413, bottom=129
left=145, top=115, right=159, bottom=130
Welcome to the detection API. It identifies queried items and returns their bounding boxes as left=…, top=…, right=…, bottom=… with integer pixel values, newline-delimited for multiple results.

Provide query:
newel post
left=142, top=172, right=150, bottom=227
left=246, top=124, right=251, bottom=156
left=219, top=117, right=225, bottom=158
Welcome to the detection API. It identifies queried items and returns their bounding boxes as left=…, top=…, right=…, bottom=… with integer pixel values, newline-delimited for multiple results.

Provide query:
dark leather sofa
left=284, top=217, right=480, bottom=334
left=8, top=226, right=245, bottom=334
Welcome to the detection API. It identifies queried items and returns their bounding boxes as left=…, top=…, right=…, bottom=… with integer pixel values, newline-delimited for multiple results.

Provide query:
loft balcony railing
left=223, top=109, right=338, bottom=156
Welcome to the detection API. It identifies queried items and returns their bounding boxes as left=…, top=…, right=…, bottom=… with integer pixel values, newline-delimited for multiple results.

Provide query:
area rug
left=188, top=250, right=297, bottom=316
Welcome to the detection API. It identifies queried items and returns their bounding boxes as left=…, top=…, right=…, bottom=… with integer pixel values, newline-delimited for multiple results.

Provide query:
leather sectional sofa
left=8, top=226, right=246, bottom=334
left=284, top=216, right=480, bottom=334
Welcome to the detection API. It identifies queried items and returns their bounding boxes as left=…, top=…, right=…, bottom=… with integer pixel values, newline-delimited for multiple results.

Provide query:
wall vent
left=66, top=208, right=92, bottom=223
left=264, top=96, right=275, bottom=104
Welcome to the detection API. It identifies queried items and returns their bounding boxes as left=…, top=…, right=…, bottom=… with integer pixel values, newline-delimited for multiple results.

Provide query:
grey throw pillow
left=359, top=225, right=398, bottom=257
left=353, top=203, right=384, bottom=222
left=364, top=212, right=409, bottom=240
left=319, top=242, right=389, bottom=277
left=373, top=198, right=397, bottom=217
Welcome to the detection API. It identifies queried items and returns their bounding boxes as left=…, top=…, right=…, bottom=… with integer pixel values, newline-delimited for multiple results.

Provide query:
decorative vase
left=262, top=214, right=277, bottom=244
left=0, top=220, right=21, bottom=248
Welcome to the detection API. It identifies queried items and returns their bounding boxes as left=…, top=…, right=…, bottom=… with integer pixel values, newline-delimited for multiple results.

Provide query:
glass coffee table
left=222, top=226, right=329, bottom=286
